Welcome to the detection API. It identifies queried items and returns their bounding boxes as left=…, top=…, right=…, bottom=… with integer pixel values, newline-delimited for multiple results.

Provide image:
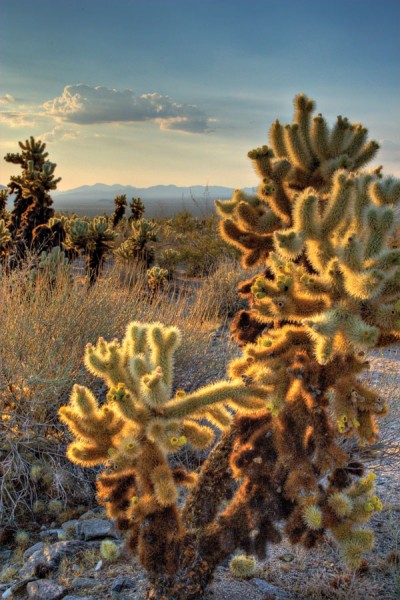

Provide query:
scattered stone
left=64, top=596, right=94, bottom=600
left=23, top=542, right=46, bottom=562
left=111, top=576, right=137, bottom=593
left=277, top=552, right=295, bottom=562
left=71, top=577, right=98, bottom=590
left=21, top=541, right=87, bottom=578
left=27, top=579, right=68, bottom=600
left=61, top=520, right=79, bottom=533
left=0, top=550, right=12, bottom=563
left=1, top=578, right=37, bottom=600
left=78, top=511, right=96, bottom=521
left=251, top=578, right=291, bottom=599
left=76, top=518, right=119, bottom=541
left=94, top=560, right=103, bottom=571
left=40, top=529, right=64, bottom=542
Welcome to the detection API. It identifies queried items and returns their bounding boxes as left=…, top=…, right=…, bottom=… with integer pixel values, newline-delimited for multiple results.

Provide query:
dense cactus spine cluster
left=115, top=218, right=157, bottom=267
left=60, top=94, right=399, bottom=599
left=110, top=194, right=127, bottom=228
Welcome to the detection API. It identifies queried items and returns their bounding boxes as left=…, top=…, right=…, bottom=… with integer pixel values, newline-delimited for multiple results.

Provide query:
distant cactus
left=146, top=265, right=169, bottom=299
left=129, top=197, right=145, bottom=222
left=64, top=216, right=116, bottom=285
left=4, top=137, right=61, bottom=259
left=115, top=218, right=157, bottom=268
left=110, top=194, right=127, bottom=228
left=30, top=246, right=71, bottom=287
left=0, top=189, right=8, bottom=218
left=0, top=219, right=12, bottom=268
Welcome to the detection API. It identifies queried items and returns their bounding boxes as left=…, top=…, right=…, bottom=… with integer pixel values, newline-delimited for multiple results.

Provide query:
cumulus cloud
left=40, top=125, right=80, bottom=142
left=43, top=84, right=212, bottom=133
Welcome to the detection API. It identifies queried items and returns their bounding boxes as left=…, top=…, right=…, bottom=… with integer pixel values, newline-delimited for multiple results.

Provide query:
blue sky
left=0, top=0, right=399, bottom=190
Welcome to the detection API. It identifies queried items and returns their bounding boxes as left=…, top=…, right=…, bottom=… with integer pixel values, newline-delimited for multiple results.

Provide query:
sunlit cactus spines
left=4, top=136, right=61, bottom=258
left=59, top=321, right=268, bottom=593
left=110, top=194, right=127, bottom=228
left=217, top=92, right=399, bottom=570
left=146, top=265, right=169, bottom=299
left=30, top=246, right=71, bottom=287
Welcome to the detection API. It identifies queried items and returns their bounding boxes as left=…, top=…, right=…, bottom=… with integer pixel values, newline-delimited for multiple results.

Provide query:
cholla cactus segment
left=0, top=219, right=11, bottom=249
left=229, top=555, right=257, bottom=578
left=60, top=321, right=269, bottom=524
left=30, top=246, right=71, bottom=286
left=115, top=218, right=157, bottom=266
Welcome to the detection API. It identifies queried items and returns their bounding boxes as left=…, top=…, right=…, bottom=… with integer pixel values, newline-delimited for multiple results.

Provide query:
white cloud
left=0, top=111, right=35, bottom=128
left=40, top=125, right=80, bottom=142
left=0, top=94, right=15, bottom=105
left=43, top=84, right=212, bottom=133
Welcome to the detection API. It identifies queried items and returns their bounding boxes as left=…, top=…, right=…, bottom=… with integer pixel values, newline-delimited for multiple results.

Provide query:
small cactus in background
left=30, top=246, right=71, bottom=287
left=129, top=197, right=145, bottom=222
left=100, top=539, right=120, bottom=562
left=110, top=194, right=127, bottom=228
left=115, top=218, right=157, bottom=268
left=0, top=189, right=8, bottom=218
left=146, top=265, right=169, bottom=299
left=0, top=219, right=12, bottom=268
left=158, top=248, right=180, bottom=278
left=64, top=216, right=116, bottom=285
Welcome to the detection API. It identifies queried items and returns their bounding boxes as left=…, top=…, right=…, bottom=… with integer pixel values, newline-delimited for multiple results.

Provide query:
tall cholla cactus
left=4, top=137, right=60, bottom=254
left=129, top=197, right=145, bottom=222
left=110, top=194, right=127, bottom=228
left=59, top=322, right=268, bottom=596
left=115, top=218, right=157, bottom=267
left=216, top=93, right=399, bottom=567
left=64, top=216, right=116, bottom=284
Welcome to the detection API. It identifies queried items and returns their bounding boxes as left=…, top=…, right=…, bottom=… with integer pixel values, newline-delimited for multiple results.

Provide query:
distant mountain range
left=1, top=183, right=257, bottom=217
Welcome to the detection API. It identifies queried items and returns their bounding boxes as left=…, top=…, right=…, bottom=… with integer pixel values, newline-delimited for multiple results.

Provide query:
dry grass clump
left=0, top=253, right=239, bottom=524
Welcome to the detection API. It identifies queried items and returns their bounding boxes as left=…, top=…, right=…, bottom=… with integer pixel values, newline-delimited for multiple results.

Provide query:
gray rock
left=64, top=597, right=95, bottom=600
left=61, top=520, right=79, bottom=533
left=0, top=550, right=12, bottom=563
left=78, top=510, right=96, bottom=521
left=251, top=577, right=291, bottom=599
left=23, top=542, right=46, bottom=562
left=1, top=579, right=38, bottom=599
left=39, top=530, right=64, bottom=542
left=27, top=580, right=68, bottom=600
left=21, top=541, right=88, bottom=578
left=111, top=576, right=137, bottom=593
left=76, top=518, right=118, bottom=541
left=71, top=577, right=98, bottom=590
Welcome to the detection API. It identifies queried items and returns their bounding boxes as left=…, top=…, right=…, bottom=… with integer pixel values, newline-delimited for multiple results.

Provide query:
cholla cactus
left=0, top=219, right=12, bottom=264
left=115, top=219, right=157, bottom=267
left=59, top=322, right=268, bottom=592
left=4, top=137, right=60, bottom=256
left=64, top=216, right=116, bottom=284
left=0, top=189, right=8, bottom=218
left=30, top=246, right=71, bottom=287
left=147, top=266, right=169, bottom=299
left=110, top=194, right=127, bottom=228
left=216, top=93, right=399, bottom=569
left=129, top=197, right=145, bottom=222
left=61, top=95, right=399, bottom=599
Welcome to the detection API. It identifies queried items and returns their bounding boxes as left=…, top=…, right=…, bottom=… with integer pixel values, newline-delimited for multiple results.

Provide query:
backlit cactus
left=59, top=322, right=268, bottom=590
left=129, top=197, right=145, bottom=222
left=146, top=265, right=169, bottom=299
left=110, top=194, right=127, bottom=228
left=216, top=93, right=399, bottom=568
left=115, top=218, right=157, bottom=267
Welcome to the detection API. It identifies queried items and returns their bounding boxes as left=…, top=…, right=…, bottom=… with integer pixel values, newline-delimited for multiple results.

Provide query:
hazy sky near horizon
left=0, top=0, right=399, bottom=190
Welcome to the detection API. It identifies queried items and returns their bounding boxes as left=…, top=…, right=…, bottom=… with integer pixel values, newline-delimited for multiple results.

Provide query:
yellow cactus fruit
left=100, top=539, right=120, bottom=562
left=229, top=555, right=257, bottom=579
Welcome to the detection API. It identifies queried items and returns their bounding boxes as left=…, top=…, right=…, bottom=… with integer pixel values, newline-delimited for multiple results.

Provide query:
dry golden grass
left=0, top=255, right=243, bottom=523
